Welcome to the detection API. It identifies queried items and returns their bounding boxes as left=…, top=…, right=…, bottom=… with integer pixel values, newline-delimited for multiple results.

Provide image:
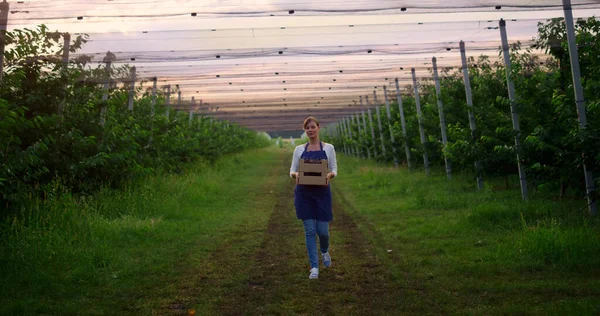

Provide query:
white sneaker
left=309, top=267, right=319, bottom=279
left=322, top=252, right=332, bottom=268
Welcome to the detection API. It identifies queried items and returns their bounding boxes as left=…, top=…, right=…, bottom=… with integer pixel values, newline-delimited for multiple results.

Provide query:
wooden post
left=151, top=77, right=157, bottom=117
left=62, top=33, right=70, bottom=65
left=344, top=118, right=351, bottom=156
left=165, top=85, right=171, bottom=119
left=346, top=117, right=356, bottom=157
left=128, top=67, right=136, bottom=111
left=395, top=78, right=412, bottom=170
left=412, top=68, right=430, bottom=175
left=562, top=0, right=597, bottom=214
left=189, top=97, right=195, bottom=126
left=432, top=57, right=452, bottom=179
left=499, top=19, right=528, bottom=200
left=366, top=96, right=378, bottom=158
left=374, top=90, right=387, bottom=158
left=339, top=120, right=348, bottom=155
left=100, top=52, right=113, bottom=127
left=460, top=41, right=484, bottom=189
left=383, top=86, right=399, bottom=168
left=349, top=115, right=358, bottom=157
left=0, top=0, right=8, bottom=84
left=58, top=32, right=71, bottom=117
left=360, top=96, right=372, bottom=159
left=355, top=113, right=363, bottom=158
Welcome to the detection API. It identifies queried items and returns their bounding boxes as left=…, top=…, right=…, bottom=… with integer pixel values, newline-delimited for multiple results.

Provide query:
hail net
left=7, top=0, right=600, bottom=131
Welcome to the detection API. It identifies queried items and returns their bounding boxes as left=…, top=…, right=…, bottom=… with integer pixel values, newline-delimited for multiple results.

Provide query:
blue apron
left=294, top=142, right=333, bottom=222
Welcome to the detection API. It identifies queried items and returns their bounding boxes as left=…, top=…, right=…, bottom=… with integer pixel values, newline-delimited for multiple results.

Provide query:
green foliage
left=335, top=153, right=600, bottom=313
left=514, top=219, right=600, bottom=270
left=327, top=17, right=600, bottom=200
left=0, top=25, right=270, bottom=211
left=0, top=147, right=283, bottom=314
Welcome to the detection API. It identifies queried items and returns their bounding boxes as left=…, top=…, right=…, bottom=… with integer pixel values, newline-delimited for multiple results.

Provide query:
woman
left=290, top=116, right=338, bottom=279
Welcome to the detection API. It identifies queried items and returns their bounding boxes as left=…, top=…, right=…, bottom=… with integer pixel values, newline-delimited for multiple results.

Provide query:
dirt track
left=199, top=153, right=406, bottom=315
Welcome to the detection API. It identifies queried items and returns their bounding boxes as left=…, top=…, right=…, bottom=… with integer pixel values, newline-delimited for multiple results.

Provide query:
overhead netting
left=6, top=0, right=600, bottom=131
left=9, top=0, right=600, bottom=19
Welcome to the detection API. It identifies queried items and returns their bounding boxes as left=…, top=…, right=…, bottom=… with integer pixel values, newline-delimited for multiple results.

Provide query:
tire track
left=158, top=148, right=288, bottom=315
left=215, top=153, right=407, bottom=315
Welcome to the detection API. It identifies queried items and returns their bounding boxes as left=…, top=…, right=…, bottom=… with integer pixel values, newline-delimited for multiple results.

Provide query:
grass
left=0, top=147, right=287, bottom=315
left=334, top=154, right=600, bottom=314
left=2, top=145, right=599, bottom=315
left=185, top=147, right=409, bottom=315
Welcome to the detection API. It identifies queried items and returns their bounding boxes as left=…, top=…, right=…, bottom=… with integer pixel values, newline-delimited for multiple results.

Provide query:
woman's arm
left=290, top=146, right=301, bottom=178
left=325, top=144, right=337, bottom=180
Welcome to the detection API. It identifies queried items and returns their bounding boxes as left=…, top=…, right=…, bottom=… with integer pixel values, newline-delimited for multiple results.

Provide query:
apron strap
left=304, top=142, right=325, bottom=152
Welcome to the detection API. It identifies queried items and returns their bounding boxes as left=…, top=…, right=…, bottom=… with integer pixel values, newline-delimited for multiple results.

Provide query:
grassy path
left=190, top=149, right=405, bottom=315
left=2, top=147, right=286, bottom=315
left=2, top=146, right=408, bottom=315
left=9, top=146, right=595, bottom=315
left=330, top=154, right=600, bottom=315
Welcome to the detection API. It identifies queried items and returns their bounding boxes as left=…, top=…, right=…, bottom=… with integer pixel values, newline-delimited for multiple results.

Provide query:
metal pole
left=383, top=86, right=399, bottom=168
left=562, top=0, right=597, bottom=215
left=178, top=90, right=182, bottom=103
left=151, top=77, right=157, bottom=117
left=360, top=96, right=372, bottom=159
left=366, top=96, right=378, bottom=158
left=500, top=19, right=528, bottom=200
left=0, top=0, right=8, bottom=84
left=460, top=41, right=484, bottom=189
left=128, top=67, right=136, bottom=111
left=374, top=90, right=387, bottom=158
left=432, top=57, right=452, bottom=180
left=395, top=78, right=412, bottom=170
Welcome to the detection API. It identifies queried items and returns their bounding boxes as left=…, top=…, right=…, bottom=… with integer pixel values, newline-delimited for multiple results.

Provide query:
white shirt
left=290, top=143, right=338, bottom=178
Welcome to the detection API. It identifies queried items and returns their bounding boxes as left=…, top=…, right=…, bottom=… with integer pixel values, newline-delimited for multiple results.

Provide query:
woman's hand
left=292, top=172, right=299, bottom=184
left=326, top=172, right=335, bottom=185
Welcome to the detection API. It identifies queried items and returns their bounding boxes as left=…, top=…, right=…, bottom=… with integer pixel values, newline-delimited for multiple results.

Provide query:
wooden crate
left=298, top=159, right=328, bottom=185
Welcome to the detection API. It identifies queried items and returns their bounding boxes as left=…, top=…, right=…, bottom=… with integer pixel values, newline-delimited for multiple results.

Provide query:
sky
left=5, top=0, right=600, bottom=131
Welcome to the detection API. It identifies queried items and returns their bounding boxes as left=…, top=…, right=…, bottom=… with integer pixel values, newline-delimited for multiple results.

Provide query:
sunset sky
left=6, top=0, right=600, bottom=130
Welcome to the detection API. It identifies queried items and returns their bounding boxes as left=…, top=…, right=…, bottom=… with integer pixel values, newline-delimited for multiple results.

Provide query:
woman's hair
left=303, top=116, right=320, bottom=129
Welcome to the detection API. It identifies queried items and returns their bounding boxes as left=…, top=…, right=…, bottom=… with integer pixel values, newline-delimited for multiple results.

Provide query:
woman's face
left=304, top=121, right=319, bottom=138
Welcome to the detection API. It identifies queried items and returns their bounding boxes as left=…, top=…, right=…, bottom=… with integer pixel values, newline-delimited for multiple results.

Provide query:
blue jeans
left=302, top=219, right=329, bottom=269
